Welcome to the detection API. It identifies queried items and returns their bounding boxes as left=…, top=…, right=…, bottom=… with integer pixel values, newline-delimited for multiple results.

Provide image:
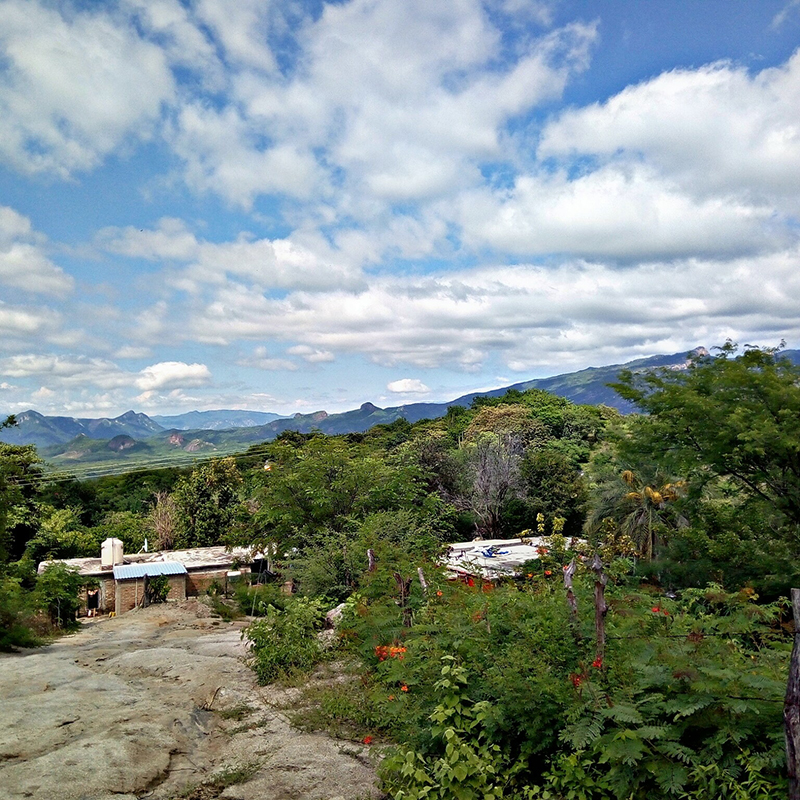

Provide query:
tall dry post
left=785, top=587, right=800, bottom=800
left=562, top=558, right=581, bottom=642
left=590, top=553, right=608, bottom=664
left=367, top=548, right=376, bottom=572
left=394, top=572, right=413, bottom=627
left=417, top=566, right=428, bottom=596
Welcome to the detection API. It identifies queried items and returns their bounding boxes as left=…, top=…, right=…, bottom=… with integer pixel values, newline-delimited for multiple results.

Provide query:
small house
left=37, top=538, right=254, bottom=616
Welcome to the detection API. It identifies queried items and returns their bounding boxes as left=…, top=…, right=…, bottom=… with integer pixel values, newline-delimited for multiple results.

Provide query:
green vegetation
left=1, top=344, right=799, bottom=796
left=173, top=760, right=261, bottom=799
left=34, top=561, right=84, bottom=629
left=244, top=596, right=328, bottom=683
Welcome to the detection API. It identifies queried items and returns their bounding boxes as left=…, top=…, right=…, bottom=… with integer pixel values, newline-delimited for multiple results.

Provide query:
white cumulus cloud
left=0, top=0, right=174, bottom=176
left=0, top=206, right=73, bottom=296
left=387, top=378, right=430, bottom=394
left=135, top=361, right=211, bottom=391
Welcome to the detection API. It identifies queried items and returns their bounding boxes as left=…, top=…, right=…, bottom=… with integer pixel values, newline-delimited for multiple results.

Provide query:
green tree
left=586, top=467, right=685, bottom=559
left=34, top=561, right=83, bottom=628
left=519, top=448, right=587, bottom=537
left=173, top=458, right=243, bottom=548
left=24, top=506, right=100, bottom=564
left=0, top=438, right=44, bottom=564
left=249, top=437, right=425, bottom=551
left=613, top=343, right=800, bottom=534
left=94, top=510, right=148, bottom=554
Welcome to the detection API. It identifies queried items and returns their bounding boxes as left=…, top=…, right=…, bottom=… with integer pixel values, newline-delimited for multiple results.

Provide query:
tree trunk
left=394, top=572, right=413, bottom=627
left=590, top=553, right=608, bottom=664
left=784, top=588, right=800, bottom=800
left=562, top=558, right=581, bottom=642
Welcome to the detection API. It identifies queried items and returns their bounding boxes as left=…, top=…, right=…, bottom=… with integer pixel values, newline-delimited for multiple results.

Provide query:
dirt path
left=0, top=601, right=378, bottom=800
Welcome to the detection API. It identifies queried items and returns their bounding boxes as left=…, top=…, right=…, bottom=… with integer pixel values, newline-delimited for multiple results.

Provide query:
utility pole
left=785, top=588, right=800, bottom=800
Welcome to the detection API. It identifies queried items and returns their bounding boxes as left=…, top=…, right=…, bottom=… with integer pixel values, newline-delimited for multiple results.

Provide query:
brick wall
left=167, top=574, right=186, bottom=602
left=186, top=567, right=250, bottom=596
left=100, top=577, right=115, bottom=612
left=114, top=574, right=187, bottom=615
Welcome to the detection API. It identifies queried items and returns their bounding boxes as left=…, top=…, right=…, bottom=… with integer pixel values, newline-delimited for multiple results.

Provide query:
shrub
left=144, top=573, right=170, bottom=605
left=0, top=574, right=39, bottom=649
left=244, top=596, right=327, bottom=683
left=381, top=657, right=529, bottom=800
left=235, top=581, right=288, bottom=616
left=34, top=561, right=83, bottom=629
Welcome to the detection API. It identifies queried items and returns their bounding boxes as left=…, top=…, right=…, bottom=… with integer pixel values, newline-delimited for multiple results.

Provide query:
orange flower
left=526, top=573, right=533, bottom=578
left=400, top=684, right=408, bottom=692
left=388, top=695, right=395, bottom=701
left=544, top=570, right=552, bottom=576
left=436, top=590, right=443, bottom=596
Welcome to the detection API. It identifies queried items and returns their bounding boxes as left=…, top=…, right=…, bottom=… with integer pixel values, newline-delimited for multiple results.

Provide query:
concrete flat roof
left=441, top=537, right=549, bottom=579
left=37, top=545, right=256, bottom=577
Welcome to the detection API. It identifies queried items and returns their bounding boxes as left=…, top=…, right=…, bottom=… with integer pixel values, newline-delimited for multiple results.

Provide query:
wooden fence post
left=785, top=588, right=800, bottom=800
left=417, top=567, right=428, bottom=596
left=394, top=572, right=413, bottom=627
left=590, top=553, right=608, bottom=664
left=563, top=558, right=581, bottom=641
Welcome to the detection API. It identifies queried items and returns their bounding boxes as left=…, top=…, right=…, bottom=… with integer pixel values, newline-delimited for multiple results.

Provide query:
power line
left=5, top=441, right=277, bottom=489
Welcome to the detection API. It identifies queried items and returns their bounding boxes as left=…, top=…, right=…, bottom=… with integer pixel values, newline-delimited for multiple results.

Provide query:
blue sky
left=2, top=0, right=800, bottom=418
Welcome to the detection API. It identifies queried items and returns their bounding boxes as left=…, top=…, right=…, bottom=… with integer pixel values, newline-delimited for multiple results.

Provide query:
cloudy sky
left=2, top=0, right=800, bottom=418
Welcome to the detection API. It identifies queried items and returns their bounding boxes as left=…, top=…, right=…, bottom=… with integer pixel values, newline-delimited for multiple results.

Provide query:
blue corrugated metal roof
left=113, top=562, right=187, bottom=580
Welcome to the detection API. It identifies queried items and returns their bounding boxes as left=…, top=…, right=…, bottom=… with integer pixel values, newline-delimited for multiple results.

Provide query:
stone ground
left=0, top=600, right=379, bottom=800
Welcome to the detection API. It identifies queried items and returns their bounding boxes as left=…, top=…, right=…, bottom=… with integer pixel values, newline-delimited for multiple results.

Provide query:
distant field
left=41, top=437, right=257, bottom=480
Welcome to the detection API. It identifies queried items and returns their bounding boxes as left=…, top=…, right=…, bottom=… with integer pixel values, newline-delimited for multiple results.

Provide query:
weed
left=173, top=761, right=261, bottom=799
left=208, top=596, right=243, bottom=621
left=214, top=703, right=254, bottom=721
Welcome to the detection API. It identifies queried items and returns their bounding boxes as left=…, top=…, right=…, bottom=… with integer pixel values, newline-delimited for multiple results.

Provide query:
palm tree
left=587, top=468, right=686, bottom=559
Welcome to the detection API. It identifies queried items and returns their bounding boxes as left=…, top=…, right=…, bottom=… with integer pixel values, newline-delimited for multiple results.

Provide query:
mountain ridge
left=5, top=347, right=799, bottom=452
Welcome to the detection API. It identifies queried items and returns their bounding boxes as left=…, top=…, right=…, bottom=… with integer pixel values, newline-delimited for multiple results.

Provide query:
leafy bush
left=244, top=596, right=327, bottom=683
left=325, top=572, right=789, bottom=799
left=381, top=657, right=529, bottom=800
left=34, top=561, right=83, bottom=628
left=144, top=573, right=170, bottom=605
left=551, top=585, right=788, bottom=799
left=0, top=574, right=39, bottom=649
left=235, top=581, right=289, bottom=616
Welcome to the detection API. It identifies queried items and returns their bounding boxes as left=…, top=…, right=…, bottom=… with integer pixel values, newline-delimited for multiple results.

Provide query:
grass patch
left=208, top=597, right=243, bottom=621
left=226, top=715, right=274, bottom=736
left=173, top=761, right=261, bottom=799
left=214, top=703, right=254, bottom=721
left=289, top=675, right=388, bottom=742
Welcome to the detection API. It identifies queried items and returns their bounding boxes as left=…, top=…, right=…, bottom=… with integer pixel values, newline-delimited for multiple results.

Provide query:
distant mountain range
left=0, top=409, right=163, bottom=448
left=4, top=347, right=799, bottom=468
left=151, top=409, right=285, bottom=430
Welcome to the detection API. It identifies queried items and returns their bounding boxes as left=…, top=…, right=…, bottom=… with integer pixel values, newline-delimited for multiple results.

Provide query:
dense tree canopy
left=172, top=457, right=243, bottom=548
left=613, top=343, right=800, bottom=535
left=0, top=440, right=44, bottom=563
